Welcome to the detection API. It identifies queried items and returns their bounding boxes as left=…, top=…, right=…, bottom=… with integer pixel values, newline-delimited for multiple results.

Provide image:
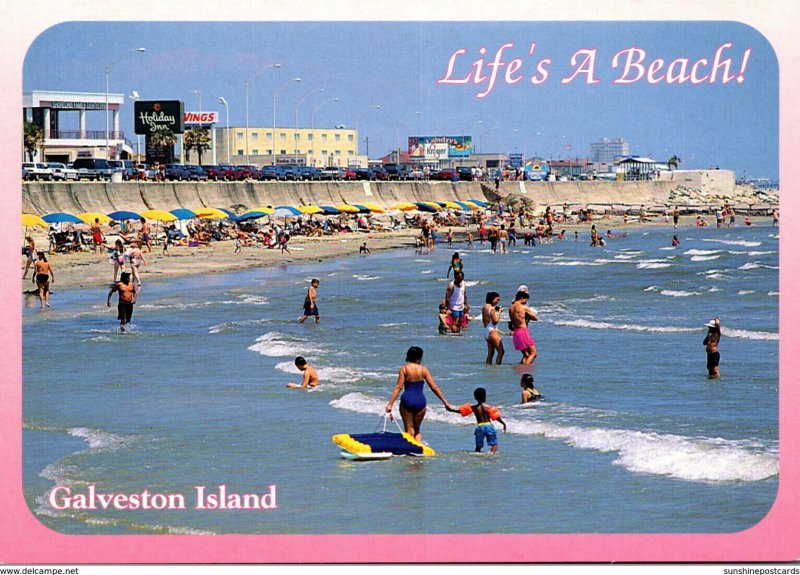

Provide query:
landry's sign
left=134, top=100, right=185, bottom=135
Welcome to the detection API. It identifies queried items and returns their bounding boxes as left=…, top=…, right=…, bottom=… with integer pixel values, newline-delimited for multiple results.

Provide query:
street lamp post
left=128, top=91, right=141, bottom=163
left=311, top=97, right=339, bottom=130
left=105, top=47, right=145, bottom=160
left=244, top=62, right=281, bottom=164
left=353, top=104, right=380, bottom=161
left=218, top=97, right=230, bottom=165
left=272, top=77, right=302, bottom=164
left=294, top=88, right=324, bottom=164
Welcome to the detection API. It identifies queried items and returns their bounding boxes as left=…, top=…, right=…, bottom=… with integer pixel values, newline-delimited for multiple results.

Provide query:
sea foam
left=330, top=393, right=778, bottom=483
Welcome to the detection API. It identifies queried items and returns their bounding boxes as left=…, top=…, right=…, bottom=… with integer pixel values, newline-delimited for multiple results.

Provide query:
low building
left=23, top=90, right=134, bottom=162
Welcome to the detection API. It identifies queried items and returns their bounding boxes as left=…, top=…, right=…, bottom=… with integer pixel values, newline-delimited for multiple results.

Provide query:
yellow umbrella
left=299, top=205, right=324, bottom=214
left=463, top=201, right=481, bottom=210
left=250, top=206, right=276, bottom=214
left=440, top=201, right=462, bottom=210
left=140, top=209, right=178, bottom=222
left=336, top=204, right=360, bottom=213
left=194, top=207, right=229, bottom=219
left=77, top=212, right=112, bottom=224
left=390, top=202, right=418, bottom=211
left=22, top=213, right=48, bottom=228
left=360, top=202, right=385, bottom=213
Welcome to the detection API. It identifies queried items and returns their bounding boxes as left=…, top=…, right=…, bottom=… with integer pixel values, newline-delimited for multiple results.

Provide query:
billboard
left=524, top=159, right=551, bottom=181
left=408, top=136, right=472, bottom=160
left=134, top=100, right=185, bottom=135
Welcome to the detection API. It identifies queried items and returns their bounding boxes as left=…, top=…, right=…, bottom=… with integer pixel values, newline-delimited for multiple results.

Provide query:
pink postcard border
left=2, top=11, right=797, bottom=563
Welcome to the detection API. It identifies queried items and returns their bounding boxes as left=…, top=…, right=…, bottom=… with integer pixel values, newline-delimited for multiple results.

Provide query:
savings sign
left=184, top=111, right=218, bottom=125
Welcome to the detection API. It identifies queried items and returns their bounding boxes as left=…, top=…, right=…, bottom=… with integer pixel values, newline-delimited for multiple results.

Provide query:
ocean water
left=23, top=224, right=779, bottom=534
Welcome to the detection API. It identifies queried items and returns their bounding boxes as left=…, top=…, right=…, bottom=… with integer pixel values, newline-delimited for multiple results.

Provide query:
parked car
left=182, top=165, right=209, bottom=181
left=260, top=165, right=286, bottom=180
left=299, top=166, right=321, bottom=180
left=353, top=167, right=374, bottom=180
left=281, top=165, right=302, bottom=181
left=319, top=166, right=344, bottom=180
left=456, top=166, right=475, bottom=181
left=200, top=165, right=223, bottom=181
left=217, top=164, right=237, bottom=180
left=371, top=166, right=389, bottom=180
left=232, top=165, right=262, bottom=180
left=164, top=164, right=189, bottom=181
left=108, top=160, right=136, bottom=181
left=47, top=162, right=78, bottom=181
left=431, top=168, right=460, bottom=181
left=71, top=158, right=114, bottom=181
left=382, top=163, right=411, bottom=180
left=22, top=162, right=54, bottom=181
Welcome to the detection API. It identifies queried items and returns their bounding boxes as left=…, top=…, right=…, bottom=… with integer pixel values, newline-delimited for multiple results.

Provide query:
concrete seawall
left=23, top=170, right=774, bottom=216
left=21, top=179, right=691, bottom=215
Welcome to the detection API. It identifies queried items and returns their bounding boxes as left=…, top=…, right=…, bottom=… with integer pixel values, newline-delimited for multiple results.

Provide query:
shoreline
left=21, top=215, right=777, bottom=294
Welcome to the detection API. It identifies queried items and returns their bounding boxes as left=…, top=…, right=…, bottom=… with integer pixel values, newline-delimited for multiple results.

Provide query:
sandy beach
left=21, top=213, right=776, bottom=294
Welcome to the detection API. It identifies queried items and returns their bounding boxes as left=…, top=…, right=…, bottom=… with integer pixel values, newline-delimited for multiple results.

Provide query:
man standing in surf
left=444, top=271, right=468, bottom=334
left=509, top=289, right=539, bottom=364
left=299, top=278, right=320, bottom=324
left=703, top=317, right=722, bottom=379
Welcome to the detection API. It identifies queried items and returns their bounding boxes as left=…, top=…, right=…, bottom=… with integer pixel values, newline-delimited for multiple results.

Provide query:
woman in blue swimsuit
left=386, top=346, right=454, bottom=442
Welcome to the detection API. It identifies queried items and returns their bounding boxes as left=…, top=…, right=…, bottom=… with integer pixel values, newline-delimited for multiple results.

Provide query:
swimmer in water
left=520, top=374, right=543, bottom=403
left=287, top=356, right=319, bottom=389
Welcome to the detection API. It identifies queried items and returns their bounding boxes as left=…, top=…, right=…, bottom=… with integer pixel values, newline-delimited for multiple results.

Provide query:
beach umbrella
left=319, top=205, right=340, bottom=215
left=22, top=213, right=48, bottom=228
left=351, top=204, right=372, bottom=213
left=140, top=209, right=178, bottom=222
left=468, top=199, right=489, bottom=207
left=421, top=201, right=444, bottom=210
left=414, top=202, right=438, bottom=213
left=452, top=201, right=474, bottom=211
left=195, top=207, right=232, bottom=219
left=273, top=206, right=303, bottom=218
left=42, top=212, right=83, bottom=224
left=390, top=202, right=418, bottom=211
left=440, top=201, right=463, bottom=210
left=249, top=206, right=275, bottom=214
left=335, top=204, right=360, bottom=213
left=273, top=205, right=302, bottom=216
left=299, top=205, right=324, bottom=214
left=360, top=202, right=385, bottom=213
left=169, top=208, right=198, bottom=220
left=237, top=210, right=273, bottom=221
left=77, top=212, right=112, bottom=224
left=216, top=208, right=239, bottom=219
left=107, top=210, right=142, bottom=221
left=463, top=201, right=482, bottom=210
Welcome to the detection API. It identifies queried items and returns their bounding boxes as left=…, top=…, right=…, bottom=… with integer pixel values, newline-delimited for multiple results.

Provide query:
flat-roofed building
left=23, top=90, right=133, bottom=162
left=590, top=137, right=629, bottom=163
left=213, top=126, right=366, bottom=167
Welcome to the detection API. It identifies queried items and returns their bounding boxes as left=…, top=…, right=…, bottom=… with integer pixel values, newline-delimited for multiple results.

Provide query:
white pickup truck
left=22, top=162, right=54, bottom=181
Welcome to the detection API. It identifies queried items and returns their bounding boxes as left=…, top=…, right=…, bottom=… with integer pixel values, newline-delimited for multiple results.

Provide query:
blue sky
left=23, top=21, right=777, bottom=178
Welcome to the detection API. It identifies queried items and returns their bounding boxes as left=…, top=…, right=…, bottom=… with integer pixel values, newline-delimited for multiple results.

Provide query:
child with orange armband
left=447, top=387, right=506, bottom=453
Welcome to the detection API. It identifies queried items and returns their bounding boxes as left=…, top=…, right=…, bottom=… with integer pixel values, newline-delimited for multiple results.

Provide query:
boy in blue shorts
left=449, top=387, right=506, bottom=453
